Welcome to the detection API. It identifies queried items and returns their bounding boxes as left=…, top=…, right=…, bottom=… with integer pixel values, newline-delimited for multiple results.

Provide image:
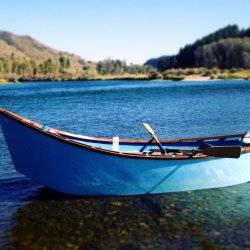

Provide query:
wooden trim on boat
left=1, top=108, right=250, bottom=160
left=56, top=130, right=245, bottom=144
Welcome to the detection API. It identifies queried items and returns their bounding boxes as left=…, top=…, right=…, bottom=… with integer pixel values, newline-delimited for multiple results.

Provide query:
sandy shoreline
left=183, top=75, right=211, bottom=81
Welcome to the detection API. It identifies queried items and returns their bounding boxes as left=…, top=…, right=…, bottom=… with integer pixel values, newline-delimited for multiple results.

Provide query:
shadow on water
left=7, top=183, right=250, bottom=249
left=0, top=178, right=40, bottom=203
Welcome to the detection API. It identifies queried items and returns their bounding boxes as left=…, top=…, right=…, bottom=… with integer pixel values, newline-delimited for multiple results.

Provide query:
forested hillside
left=145, top=25, right=250, bottom=71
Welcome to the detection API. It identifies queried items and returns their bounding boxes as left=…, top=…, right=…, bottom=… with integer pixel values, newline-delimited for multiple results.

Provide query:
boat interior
left=1, top=108, right=250, bottom=158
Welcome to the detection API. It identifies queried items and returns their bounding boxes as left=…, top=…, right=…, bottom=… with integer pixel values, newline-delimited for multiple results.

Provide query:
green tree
left=59, top=55, right=70, bottom=72
left=0, top=59, right=4, bottom=73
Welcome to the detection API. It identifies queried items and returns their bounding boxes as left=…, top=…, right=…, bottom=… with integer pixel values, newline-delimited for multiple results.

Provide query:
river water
left=0, top=80, right=250, bottom=249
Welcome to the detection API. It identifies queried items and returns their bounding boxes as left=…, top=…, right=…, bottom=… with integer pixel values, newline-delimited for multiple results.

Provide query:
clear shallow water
left=0, top=80, right=250, bottom=249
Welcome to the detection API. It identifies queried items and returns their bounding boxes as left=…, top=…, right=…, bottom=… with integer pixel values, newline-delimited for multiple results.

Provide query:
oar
left=167, top=145, right=241, bottom=158
left=143, top=123, right=165, bottom=155
left=139, top=138, right=154, bottom=152
left=196, top=145, right=241, bottom=158
left=148, top=145, right=241, bottom=158
left=142, top=123, right=241, bottom=158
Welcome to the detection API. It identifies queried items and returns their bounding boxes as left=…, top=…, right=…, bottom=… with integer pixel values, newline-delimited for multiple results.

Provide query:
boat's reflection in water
left=8, top=182, right=250, bottom=249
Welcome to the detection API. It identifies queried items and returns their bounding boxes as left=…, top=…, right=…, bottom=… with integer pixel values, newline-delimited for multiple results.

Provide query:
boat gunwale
left=1, top=108, right=250, bottom=160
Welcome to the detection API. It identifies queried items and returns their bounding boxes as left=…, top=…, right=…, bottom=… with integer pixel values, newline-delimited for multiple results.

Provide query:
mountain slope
left=0, top=31, right=84, bottom=68
left=0, top=39, right=27, bottom=59
left=0, top=30, right=151, bottom=81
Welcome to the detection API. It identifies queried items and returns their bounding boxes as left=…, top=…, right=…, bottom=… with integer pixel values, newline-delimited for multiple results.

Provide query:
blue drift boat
left=0, top=108, right=250, bottom=196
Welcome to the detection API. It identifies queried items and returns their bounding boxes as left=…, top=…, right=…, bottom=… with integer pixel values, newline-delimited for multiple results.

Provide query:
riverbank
left=161, top=68, right=250, bottom=81
left=0, top=79, right=9, bottom=84
left=0, top=73, right=150, bottom=83
left=0, top=69, right=249, bottom=83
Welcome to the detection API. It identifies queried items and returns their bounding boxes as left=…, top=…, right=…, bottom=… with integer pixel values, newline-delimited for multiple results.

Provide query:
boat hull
left=0, top=112, right=250, bottom=196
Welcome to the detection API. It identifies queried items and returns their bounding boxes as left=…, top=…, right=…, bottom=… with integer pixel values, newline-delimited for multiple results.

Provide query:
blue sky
left=1, top=0, right=249, bottom=64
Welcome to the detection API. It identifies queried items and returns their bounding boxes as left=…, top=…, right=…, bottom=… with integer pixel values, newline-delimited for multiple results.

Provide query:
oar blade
left=142, top=123, right=165, bottom=155
left=143, top=123, right=155, bottom=137
left=201, top=146, right=241, bottom=158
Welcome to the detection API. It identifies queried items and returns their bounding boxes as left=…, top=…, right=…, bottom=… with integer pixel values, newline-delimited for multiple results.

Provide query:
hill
left=0, top=31, right=85, bottom=69
left=0, top=31, right=91, bottom=81
left=0, top=31, right=151, bottom=82
left=145, top=25, right=250, bottom=71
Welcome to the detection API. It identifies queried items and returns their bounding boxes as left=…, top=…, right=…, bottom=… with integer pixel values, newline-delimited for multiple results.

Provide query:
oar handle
left=143, top=123, right=165, bottom=155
